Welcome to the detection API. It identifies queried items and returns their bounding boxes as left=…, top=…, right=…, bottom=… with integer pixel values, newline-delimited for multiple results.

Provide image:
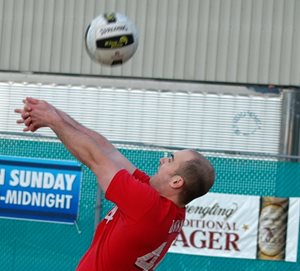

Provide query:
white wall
left=0, top=0, right=299, bottom=86
left=0, top=75, right=282, bottom=154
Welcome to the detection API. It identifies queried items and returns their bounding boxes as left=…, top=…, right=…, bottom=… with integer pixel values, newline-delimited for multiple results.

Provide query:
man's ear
left=170, top=175, right=184, bottom=189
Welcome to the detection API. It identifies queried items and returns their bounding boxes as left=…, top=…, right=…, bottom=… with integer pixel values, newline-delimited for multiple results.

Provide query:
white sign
left=169, top=193, right=300, bottom=262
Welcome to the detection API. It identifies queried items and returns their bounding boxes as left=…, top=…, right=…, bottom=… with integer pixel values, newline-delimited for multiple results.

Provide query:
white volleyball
left=85, top=12, right=139, bottom=66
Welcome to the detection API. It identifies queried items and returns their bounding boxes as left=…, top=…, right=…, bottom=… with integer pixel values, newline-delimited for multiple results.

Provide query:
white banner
left=169, top=193, right=300, bottom=262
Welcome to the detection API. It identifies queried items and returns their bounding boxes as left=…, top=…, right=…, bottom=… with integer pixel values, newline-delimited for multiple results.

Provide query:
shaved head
left=175, top=150, right=215, bottom=205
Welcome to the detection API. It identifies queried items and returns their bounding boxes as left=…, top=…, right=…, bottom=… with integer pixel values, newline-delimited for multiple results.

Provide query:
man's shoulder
left=132, top=168, right=150, bottom=183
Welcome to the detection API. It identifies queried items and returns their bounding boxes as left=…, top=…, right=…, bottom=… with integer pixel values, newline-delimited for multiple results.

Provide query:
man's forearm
left=50, top=118, right=100, bottom=170
left=57, top=110, right=116, bottom=156
left=49, top=117, right=119, bottom=192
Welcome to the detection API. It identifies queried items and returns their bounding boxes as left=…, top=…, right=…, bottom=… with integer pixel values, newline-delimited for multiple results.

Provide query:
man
left=15, top=97, right=215, bottom=271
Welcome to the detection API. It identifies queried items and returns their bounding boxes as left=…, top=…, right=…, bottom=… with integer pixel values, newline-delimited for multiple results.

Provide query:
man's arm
left=16, top=97, right=136, bottom=174
left=56, top=109, right=136, bottom=174
left=15, top=97, right=133, bottom=192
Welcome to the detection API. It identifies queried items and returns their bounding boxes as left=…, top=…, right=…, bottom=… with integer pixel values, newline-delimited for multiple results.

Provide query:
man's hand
left=15, top=97, right=60, bottom=132
left=15, top=99, right=32, bottom=131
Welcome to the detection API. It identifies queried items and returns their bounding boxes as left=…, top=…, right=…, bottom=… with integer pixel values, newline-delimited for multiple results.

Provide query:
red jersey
left=76, top=169, right=185, bottom=271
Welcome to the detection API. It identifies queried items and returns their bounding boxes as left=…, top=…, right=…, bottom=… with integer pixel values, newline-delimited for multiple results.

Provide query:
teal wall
left=0, top=139, right=299, bottom=270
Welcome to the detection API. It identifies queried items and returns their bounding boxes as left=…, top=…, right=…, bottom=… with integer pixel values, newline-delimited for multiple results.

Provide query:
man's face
left=150, top=150, right=194, bottom=192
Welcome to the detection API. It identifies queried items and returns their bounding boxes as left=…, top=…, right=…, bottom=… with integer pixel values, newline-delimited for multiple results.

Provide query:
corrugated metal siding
left=0, top=0, right=299, bottom=86
left=0, top=79, right=282, bottom=154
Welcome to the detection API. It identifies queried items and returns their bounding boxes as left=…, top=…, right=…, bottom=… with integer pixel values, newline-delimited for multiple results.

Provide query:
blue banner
left=0, top=155, right=82, bottom=224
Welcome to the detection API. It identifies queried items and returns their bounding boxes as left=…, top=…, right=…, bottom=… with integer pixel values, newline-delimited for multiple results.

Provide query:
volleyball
left=85, top=12, right=139, bottom=66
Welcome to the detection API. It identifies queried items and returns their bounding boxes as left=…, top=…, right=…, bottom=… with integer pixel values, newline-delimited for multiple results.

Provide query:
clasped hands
left=15, top=97, right=55, bottom=132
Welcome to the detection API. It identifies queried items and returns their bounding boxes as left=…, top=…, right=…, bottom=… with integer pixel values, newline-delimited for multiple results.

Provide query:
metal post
left=280, top=88, right=300, bottom=161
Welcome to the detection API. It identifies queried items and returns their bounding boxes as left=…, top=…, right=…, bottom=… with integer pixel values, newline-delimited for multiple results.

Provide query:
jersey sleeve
left=132, top=168, right=150, bottom=184
left=105, top=169, right=159, bottom=219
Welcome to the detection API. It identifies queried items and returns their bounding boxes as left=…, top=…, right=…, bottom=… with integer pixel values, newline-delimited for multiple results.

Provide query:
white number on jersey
left=104, top=206, right=118, bottom=224
left=135, top=242, right=167, bottom=271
